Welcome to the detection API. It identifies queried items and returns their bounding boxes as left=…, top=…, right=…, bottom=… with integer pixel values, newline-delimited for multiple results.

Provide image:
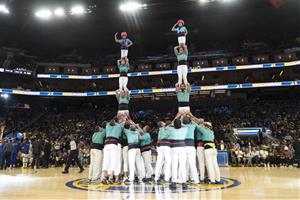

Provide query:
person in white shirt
left=62, top=135, right=84, bottom=174
left=235, top=147, right=244, bottom=167
left=259, top=147, right=269, bottom=167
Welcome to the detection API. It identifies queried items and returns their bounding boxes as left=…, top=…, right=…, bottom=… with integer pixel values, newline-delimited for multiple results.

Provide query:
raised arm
left=187, top=112, right=204, bottom=125
left=183, top=45, right=188, bottom=54
left=186, top=83, right=191, bottom=93
left=114, top=32, right=119, bottom=43
left=115, top=89, right=120, bottom=99
left=175, top=83, right=180, bottom=93
left=125, top=90, right=130, bottom=100
left=174, top=46, right=179, bottom=55
left=171, top=23, right=178, bottom=32
left=0, top=125, right=5, bottom=140
left=117, top=59, right=121, bottom=65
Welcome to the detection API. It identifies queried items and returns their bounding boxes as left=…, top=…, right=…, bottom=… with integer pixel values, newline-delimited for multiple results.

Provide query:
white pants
left=171, top=147, right=187, bottom=183
left=204, top=148, right=220, bottom=183
left=115, top=144, right=122, bottom=175
left=155, top=146, right=171, bottom=181
left=121, top=49, right=128, bottom=58
left=89, top=149, right=102, bottom=180
left=128, top=148, right=144, bottom=181
left=22, top=153, right=29, bottom=167
left=185, top=146, right=199, bottom=183
left=197, top=146, right=206, bottom=181
left=141, top=150, right=154, bottom=178
left=178, top=106, right=190, bottom=113
left=119, top=77, right=128, bottom=90
left=122, top=146, right=129, bottom=173
left=117, top=110, right=129, bottom=116
left=177, top=65, right=188, bottom=85
left=178, top=36, right=186, bottom=45
left=102, top=144, right=120, bottom=175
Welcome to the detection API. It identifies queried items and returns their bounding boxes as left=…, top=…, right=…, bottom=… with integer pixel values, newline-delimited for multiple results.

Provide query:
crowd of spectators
left=0, top=98, right=300, bottom=169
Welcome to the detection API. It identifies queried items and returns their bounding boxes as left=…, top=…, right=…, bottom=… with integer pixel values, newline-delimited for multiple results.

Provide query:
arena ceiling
left=0, top=0, right=299, bottom=59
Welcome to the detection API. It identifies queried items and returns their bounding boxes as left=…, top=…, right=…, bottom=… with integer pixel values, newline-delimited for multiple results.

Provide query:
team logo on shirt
left=66, top=177, right=240, bottom=193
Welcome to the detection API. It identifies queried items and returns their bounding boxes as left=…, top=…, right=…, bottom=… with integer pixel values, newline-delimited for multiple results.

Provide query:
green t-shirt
left=176, top=90, right=190, bottom=102
left=116, top=92, right=130, bottom=104
left=92, top=131, right=106, bottom=144
left=118, top=63, right=129, bottom=73
left=197, top=125, right=214, bottom=142
left=174, top=48, right=188, bottom=61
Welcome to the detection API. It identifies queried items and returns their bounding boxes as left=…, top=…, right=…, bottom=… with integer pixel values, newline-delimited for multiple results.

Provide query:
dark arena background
left=0, top=0, right=300, bottom=199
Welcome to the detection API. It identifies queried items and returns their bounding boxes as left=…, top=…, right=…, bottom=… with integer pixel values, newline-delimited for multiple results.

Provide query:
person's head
left=143, top=125, right=150, bottom=133
left=174, top=119, right=182, bottom=129
left=110, top=118, right=116, bottom=126
left=121, top=32, right=127, bottom=39
left=24, top=138, right=29, bottom=142
left=157, top=121, right=165, bottom=128
left=124, top=122, right=131, bottom=129
left=120, top=58, right=126, bottom=65
left=179, top=46, right=184, bottom=54
left=204, top=122, right=212, bottom=129
left=130, top=125, right=136, bottom=131
left=101, top=121, right=108, bottom=128
left=180, top=83, right=186, bottom=91
left=177, top=19, right=184, bottom=26
left=120, top=89, right=125, bottom=97
left=95, top=125, right=101, bottom=132
left=182, top=116, right=191, bottom=125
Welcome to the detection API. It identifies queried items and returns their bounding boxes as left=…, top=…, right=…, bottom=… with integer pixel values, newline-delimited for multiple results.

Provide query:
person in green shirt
left=101, top=118, right=123, bottom=184
left=140, top=125, right=154, bottom=182
left=117, top=58, right=129, bottom=91
left=174, top=45, right=189, bottom=86
left=154, top=121, right=171, bottom=184
left=176, top=82, right=191, bottom=114
left=124, top=120, right=145, bottom=184
left=188, top=112, right=221, bottom=184
left=116, top=89, right=130, bottom=116
left=88, top=123, right=106, bottom=182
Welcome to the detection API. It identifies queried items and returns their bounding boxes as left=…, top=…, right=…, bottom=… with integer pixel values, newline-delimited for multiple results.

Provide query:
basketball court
left=0, top=167, right=299, bottom=200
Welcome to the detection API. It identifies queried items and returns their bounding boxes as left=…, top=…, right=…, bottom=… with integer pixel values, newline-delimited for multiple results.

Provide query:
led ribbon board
left=1, top=81, right=299, bottom=97
left=35, top=60, right=300, bottom=80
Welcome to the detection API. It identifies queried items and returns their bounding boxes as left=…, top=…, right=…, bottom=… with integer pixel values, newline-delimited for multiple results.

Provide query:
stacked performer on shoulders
left=115, top=32, right=133, bottom=59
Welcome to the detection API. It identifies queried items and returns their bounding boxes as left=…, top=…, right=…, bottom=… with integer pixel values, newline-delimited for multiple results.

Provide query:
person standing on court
left=0, top=125, right=5, bottom=169
left=32, top=137, right=42, bottom=169
left=197, top=121, right=221, bottom=184
left=62, top=135, right=84, bottom=174
left=139, top=125, right=154, bottom=182
left=88, top=124, right=106, bottom=182
left=182, top=115, right=199, bottom=184
left=114, top=32, right=133, bottom=59
left=154, top=121, right=171, bottom=184
left=174, top=45, right=189, bottom=86
left=171, top=19, right=188, bottom=46
left=10, top=138, right=20, bottom=168
left=3, top=138, right=13, bottom=169
left=188, top=113, right=206, bottom=183
left=20, top=138, right=30, bottom=168
left=42, top=138, right=51, bottom=168
left=167, top=118, right=188, bottom=189
left=123, top=122, right=144, bottom=185
left=101, top=117, right=123, bottom=184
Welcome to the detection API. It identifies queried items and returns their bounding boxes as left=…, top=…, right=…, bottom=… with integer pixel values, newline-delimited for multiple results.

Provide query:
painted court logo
left=66, top=177, right=240, bottom=193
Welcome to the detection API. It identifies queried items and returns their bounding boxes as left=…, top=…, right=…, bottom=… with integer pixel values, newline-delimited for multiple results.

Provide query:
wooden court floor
left=0, top=167, right=299, bottom=200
